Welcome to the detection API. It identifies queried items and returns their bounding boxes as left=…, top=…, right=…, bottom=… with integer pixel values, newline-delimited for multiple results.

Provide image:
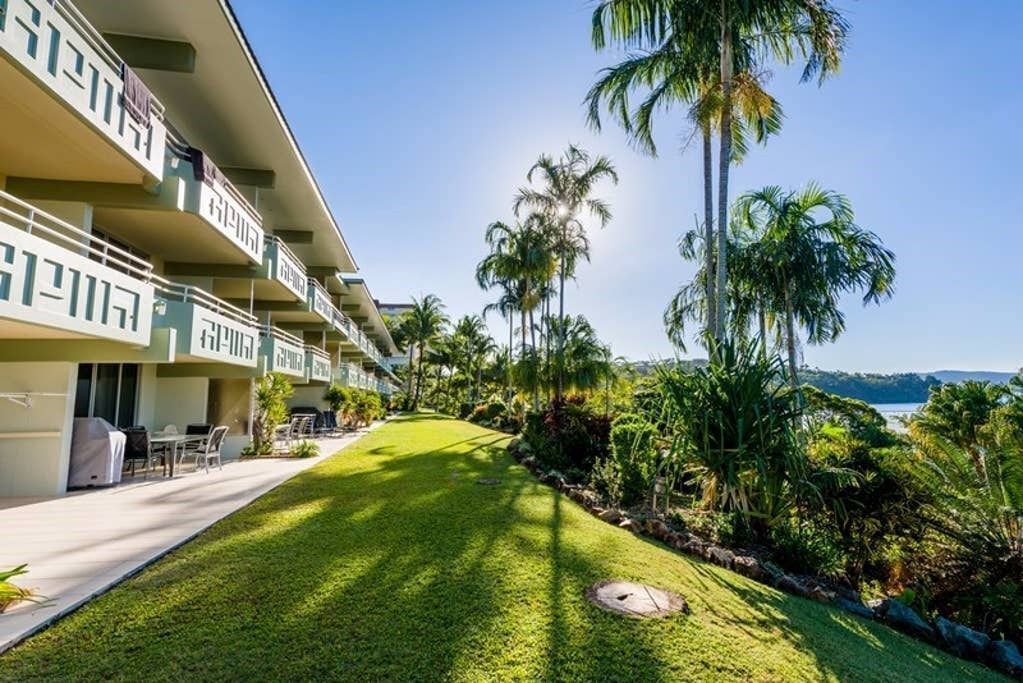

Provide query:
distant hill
left=626, top=360, right=1018, bottom=404
left=925, top=370, right=1017, bottom=384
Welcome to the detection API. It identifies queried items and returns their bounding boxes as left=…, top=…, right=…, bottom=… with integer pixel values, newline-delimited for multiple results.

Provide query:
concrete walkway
left=0, top=422, right=384, bottom=653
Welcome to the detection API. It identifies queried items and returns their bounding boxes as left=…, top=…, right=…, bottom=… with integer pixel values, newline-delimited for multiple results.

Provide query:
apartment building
left=0, top=0, right=399, bottom=496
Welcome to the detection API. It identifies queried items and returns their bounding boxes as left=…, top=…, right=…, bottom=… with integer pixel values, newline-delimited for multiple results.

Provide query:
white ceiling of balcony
left=73, top=0, right=357, bottom=272
left=341, top=278, right=400, bottom=356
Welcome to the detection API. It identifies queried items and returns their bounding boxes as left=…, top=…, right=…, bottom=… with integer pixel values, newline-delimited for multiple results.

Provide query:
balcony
left=306, top=278, right=333, bottom=325
left=260, top=235, right=306, bottom=303
left=0, top=190, right=153, bottom=345
left=163, top=143, right=262, bottom=265
left=304, top=346, right=331, bottom=384
left=0, top=0, right=166, bottom=182
left=153, top=278, right=257, bottom=367
left=259, top=326, right=305, bottom=379
left=332, top=308, right=356, bottom=341
left=332, top=362, right=373, bottom=390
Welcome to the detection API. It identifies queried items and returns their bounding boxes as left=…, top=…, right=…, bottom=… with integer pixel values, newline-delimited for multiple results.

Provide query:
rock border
left=507, top=437, right=1023, bottom=679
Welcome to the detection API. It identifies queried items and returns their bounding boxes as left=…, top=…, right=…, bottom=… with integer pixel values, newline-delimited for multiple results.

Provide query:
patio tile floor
left=0, top=423, right=383, bottom=653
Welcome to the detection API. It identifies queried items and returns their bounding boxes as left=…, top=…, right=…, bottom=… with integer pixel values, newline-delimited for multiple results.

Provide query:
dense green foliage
left=1, top=416, right=999, bottom=681
left=322, top=384, right=386, bottom=429
left=249, top=372, right=294, bottom=455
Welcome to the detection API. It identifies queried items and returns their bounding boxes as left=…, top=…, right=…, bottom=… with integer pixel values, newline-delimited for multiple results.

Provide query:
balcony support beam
left=274, top=229, right=314, bottom=244
left=222, top=299, right=305, bottom=312
left=0, top=330, right=175, bottom=363
left=164, top=263, right=259, bottom=279
left=4, top=178, right=168, bottom=207
left=103, top=34, right=196, bottom=74
left=222, top=168, right=276, bottom=189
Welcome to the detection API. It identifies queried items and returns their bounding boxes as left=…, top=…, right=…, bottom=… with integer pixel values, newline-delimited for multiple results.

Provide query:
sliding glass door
left=73, top=364, right=140, bottom=427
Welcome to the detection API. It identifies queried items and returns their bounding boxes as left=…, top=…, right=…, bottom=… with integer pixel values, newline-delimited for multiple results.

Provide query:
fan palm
left=592, top=0, right=848, bottom=334
left=910, top=380, right=1005, bottom=481
left=733, top=184, right=895, bottom=389
left=514, top=146, right=618, bottom=402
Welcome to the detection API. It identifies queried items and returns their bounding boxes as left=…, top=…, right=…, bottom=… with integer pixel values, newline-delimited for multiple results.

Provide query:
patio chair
left=291, top=416, right=312, bottom=441
left=195, top=426, right=229, bottom=473
left=178, top=423, right=212, bottom=463
left=273, top=418, right=297, bottom=453
left=123, top=427, right=163, bottom=478
left=322, top=411, right=338, bottom=437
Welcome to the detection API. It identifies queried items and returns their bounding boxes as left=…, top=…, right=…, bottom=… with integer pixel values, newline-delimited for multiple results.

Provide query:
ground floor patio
left=0, top=424, right=383, bottom=653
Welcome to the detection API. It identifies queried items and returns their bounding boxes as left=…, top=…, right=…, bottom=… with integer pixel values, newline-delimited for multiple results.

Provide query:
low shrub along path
left=0, top=414, right=1002, bottom=681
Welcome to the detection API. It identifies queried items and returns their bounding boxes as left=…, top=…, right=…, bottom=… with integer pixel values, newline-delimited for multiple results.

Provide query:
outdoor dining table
left=150, top=433, right=208, bottom=478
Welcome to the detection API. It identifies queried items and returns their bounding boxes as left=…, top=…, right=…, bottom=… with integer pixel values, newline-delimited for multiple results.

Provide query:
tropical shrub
left=605, top=413, right=659, bottom=506
left=523, top=397, right=611, bottom=473
left=324, top=383, right=354, bottom=427
left=0, top=565, right=45, bottom=613
left=909, top=380, right=1004, bottom=479
left=657, top=339, right=807, bottom=538
left=909, top=432, right=1023, bottom=641
left=802, top=384, right=899, bottom=447
left=291, top=440, right=320, bottom=459
left=769, top=520, right=847, bottom=578
left=251, top=372, right=294, bottom=455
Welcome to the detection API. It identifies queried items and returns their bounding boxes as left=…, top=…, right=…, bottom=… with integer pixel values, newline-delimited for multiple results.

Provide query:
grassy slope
left=0, top=414, right=1003, bottom=682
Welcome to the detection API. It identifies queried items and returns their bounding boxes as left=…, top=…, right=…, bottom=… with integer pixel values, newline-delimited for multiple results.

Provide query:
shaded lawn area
left=1, top=414, right=1003, bottom=682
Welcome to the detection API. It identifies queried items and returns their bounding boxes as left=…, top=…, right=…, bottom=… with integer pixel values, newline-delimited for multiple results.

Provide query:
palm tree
left=586, top=32, right=783, bottom=339
left=452, top=315, right=497, bottom=404
left=547, top=315, right=614, bottom=395
left=733, top=184, right=896, bottom=389
left=514, top=146, right=618, bottom=402
left=476, top=217, right=554, bottom=408
left=910, top=380, right=1005, bottom=481
left=407, top=294, right=449, bottom=410
left=592, top=0, right=848, bottom=335
left=384, top=311, right=416, bottom=398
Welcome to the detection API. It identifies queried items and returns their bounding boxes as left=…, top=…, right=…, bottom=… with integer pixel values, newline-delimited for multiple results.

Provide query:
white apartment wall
left=0, top=363, right=77, bottom=497
left=31, top=201, right=93, bottom=233
left=153, top=377, right=209, bottom=431
left=287, top=386, right=329, bottom=411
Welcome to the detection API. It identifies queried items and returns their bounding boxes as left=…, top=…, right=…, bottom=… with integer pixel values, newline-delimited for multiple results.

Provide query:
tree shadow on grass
left=0, top=420, right=998, bottom=682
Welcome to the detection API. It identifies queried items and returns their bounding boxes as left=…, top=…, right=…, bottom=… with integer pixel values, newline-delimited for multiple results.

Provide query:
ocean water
left=870, top=402, right=922, bottom=431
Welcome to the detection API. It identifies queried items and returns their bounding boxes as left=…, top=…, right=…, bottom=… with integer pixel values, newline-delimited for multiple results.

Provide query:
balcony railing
left=332, top=308, right=355, bottom=340
left=153, top=276, right=258, bottom=367
left=304, top=346, right=331, bottom=384
left=0, top=190, right=154, bottom=344
left=167, top=136, right=263, bottom=264
left=0, top=0, right=167, bottom=179
left=259, top=325, right=305, bottom=378
left=306, top=278, right=333, bottom=324
left=261, top=235, right=306, bottom=302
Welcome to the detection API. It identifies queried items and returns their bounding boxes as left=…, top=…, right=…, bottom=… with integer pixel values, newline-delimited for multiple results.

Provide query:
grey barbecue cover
left=68, top=418, right=126, bottom=488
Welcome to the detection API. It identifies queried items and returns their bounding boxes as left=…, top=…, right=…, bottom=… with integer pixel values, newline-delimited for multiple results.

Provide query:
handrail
left=50, top=0, right=165, bottom=120
left=307, top=277, right=330, bottom=301
left=263, top=234, right=304, bottom=271
left=153, top=276, right=258, bottom=326
left=259, top=325, right=304, bottom=347
left=0, top=190, right=153, bottom=280
left=165, top=130, right=261, bottom=226
left=304, top=345, right=331, bottom=360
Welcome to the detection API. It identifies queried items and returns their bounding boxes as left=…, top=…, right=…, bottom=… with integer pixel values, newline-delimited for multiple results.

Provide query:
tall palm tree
left=547, top=315, right=614, bottom=395
left=476, top=217, right=554, bottom=408
left=592, top=0, right=848, bottom=335
left=586, top=32, right=783, bottom=339
left=452, top=315, right=496, bottom=404
left=407, top=294, right=449, bottom=410
left=733, top=183, right=895, bottom=389
left=482, top=286, right=519, bottom=402
left=514, top=146, right=618, bottom=402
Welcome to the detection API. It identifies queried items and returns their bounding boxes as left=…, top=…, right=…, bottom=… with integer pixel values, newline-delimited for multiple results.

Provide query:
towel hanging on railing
left=121, top=64, right=152, bottom=129
left=187, top=147, right=225, bottom=188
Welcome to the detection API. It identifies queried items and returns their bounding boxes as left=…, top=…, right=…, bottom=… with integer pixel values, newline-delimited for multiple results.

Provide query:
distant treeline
left=800, top=369, right=940, bottom=404
left=630, top=360, right=941, bottom=404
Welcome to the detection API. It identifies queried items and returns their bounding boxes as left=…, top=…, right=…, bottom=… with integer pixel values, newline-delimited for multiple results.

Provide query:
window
left=73, top=363, right=140, bottom=428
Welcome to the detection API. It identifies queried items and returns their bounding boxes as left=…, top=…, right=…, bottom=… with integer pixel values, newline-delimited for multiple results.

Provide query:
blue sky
left=234, top=1, right=1022, bottom=373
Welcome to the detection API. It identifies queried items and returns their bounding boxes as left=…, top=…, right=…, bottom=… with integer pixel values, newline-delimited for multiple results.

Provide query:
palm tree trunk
left=507, top=314, right=513, bottom=402
left=716, top=15, right=733, bottom=342
left=758, top=308, right=767, bottom=360
left=529, top=307, right=539, bottom=411
left=405, top=344, right=414, bottom=397
left=556, top=239, right=567, bottom=402
left=544, top=294, right=552, bottom=404
left=783, top=286, right=799, bottom=390
left=415, top=342, right=427, bottom=409
left=702, top=123, right=717, bottom=339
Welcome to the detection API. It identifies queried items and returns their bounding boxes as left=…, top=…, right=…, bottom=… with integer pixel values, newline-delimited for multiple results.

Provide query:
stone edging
left=506, top=438, right=1023, bottom=680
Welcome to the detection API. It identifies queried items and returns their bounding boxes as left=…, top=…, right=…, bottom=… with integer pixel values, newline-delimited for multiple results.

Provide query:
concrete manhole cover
left=586, top=581, right=688, bottom=618
left=476, top=478, right=502, bottom=486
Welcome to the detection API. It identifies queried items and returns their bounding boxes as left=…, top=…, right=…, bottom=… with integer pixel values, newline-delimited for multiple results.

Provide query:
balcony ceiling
left=340, top=278, right=400, bottom=356
left=73, top=0, right=357, bottom=272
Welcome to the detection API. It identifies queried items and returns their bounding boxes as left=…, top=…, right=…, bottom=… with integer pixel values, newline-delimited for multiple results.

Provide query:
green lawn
left=1, top=414, right=1003, bottom=681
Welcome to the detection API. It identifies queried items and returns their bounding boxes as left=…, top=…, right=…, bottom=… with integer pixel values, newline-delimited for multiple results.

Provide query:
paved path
left=0, top=423, right=383, bottom=653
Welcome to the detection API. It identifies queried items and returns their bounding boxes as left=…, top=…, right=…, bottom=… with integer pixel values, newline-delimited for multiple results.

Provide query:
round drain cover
left=586, top=580, right=687, bottom=618
left=476, top=478, right=502, bottom=486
